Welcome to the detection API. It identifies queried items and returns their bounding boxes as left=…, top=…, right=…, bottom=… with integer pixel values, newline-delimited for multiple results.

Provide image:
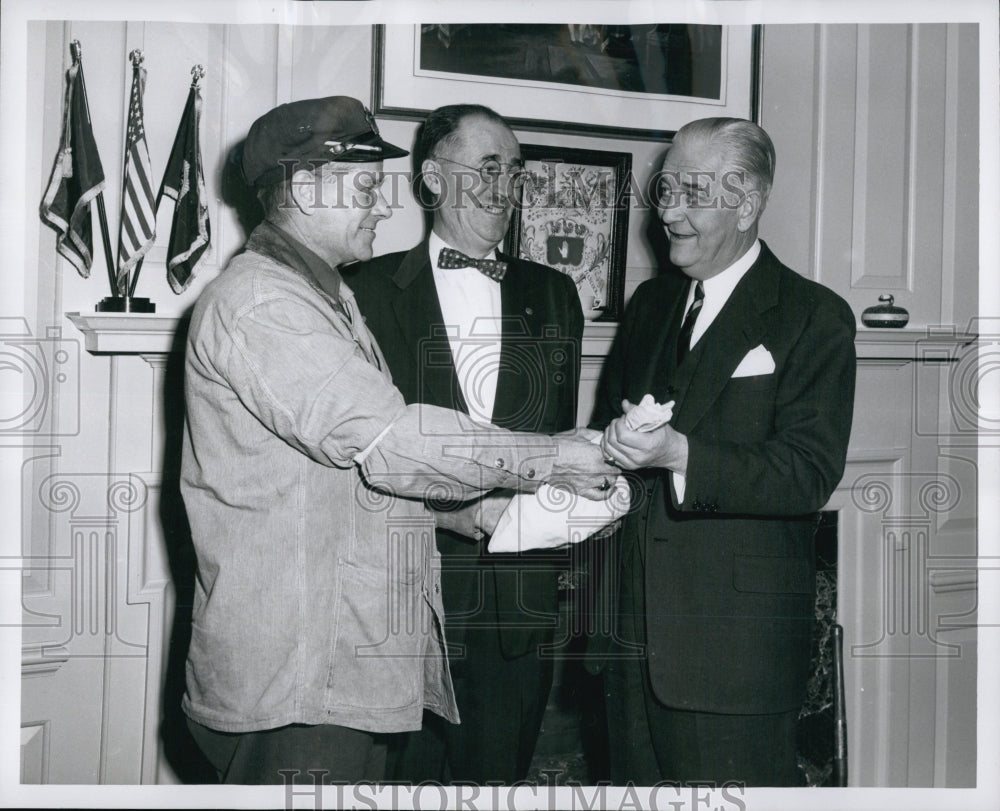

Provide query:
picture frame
left=372, top=23, right=762, bottom=140
left=503, top=144, right=632, bottom=323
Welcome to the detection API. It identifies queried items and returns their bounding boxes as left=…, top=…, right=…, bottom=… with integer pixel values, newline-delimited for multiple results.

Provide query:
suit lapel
left=672, top=248, right=779, bottom=436
left=492, top=257, right=531, bottom=424
left=389, top=242, right=468, bottom=413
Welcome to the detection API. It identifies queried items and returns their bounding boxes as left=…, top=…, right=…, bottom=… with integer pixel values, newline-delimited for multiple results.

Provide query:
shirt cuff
left=353, top=421, right=395, bottom=465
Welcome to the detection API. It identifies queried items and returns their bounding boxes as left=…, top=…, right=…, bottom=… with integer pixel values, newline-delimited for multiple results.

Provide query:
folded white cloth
left=623, top=393, right=675, bottom=430
left=732, top=343, right=775, bottom=377
left=487, top=394, right=674, bottom=553
left=487, top=477, right=632, bottom=553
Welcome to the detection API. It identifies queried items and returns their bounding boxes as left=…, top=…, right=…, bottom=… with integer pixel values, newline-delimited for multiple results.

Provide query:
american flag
left=116, top=57, right=156, bottom=295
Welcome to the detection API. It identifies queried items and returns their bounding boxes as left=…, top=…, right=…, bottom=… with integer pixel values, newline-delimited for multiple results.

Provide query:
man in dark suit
left=592, top=117, right=856, bottom=786
left=347, top=104, right=584, bottom=783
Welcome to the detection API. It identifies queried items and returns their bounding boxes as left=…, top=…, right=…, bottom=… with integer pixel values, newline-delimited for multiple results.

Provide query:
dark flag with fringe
left=39, top=57, right=106, bottom=277
left=161, top=74, right=210, bottom=293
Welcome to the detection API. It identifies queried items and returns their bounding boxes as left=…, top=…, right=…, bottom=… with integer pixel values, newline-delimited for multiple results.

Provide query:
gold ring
left=599, top=478, right=611, bottom=491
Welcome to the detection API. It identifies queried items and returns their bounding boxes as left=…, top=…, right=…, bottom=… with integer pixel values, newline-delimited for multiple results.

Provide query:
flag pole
left=128, top=63, right=204, bottom=299
left=121, top=48, right=155, bottom=301
left=71, top=40, right=119, bottom=300
left=97, top=48, right=155, bottom=312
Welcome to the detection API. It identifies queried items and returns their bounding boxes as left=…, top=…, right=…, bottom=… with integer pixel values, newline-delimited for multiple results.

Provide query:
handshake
left=542, top=394, right=677, bottom=499
left=476, top=396, right=676, bottom=554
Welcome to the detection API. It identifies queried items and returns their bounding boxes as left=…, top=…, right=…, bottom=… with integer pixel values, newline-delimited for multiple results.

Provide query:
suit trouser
left=604, top=534, right=803, bottom=787
left=187, top=718, right=388, bottom=785
left=389, top=579, right=555, bottom=784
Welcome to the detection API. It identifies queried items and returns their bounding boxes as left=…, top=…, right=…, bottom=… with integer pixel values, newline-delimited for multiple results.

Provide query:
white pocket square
left=732, top=344, right=775, bottom=377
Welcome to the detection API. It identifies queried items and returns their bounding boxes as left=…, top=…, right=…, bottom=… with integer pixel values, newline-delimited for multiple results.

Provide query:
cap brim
left=331, top=130, right=408, bottom=162
left=249, top=131, right=410, bottom=186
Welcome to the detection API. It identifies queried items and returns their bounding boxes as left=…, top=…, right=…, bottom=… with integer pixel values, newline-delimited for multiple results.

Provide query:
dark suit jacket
left=346, top=241, right=584, bottom=659
left=589, top=241, right=856, bottom=715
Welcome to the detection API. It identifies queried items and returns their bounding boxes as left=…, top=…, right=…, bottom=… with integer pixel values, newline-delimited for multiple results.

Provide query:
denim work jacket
left=181, top=223, right=556, bottom=734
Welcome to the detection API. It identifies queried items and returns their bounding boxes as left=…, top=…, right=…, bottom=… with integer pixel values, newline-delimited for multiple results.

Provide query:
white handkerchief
left=731, top=344, right=776, bottom=378
left=624, top=393, right=675, bottom=430
left=487, top=394, right=676, bottom=554
left=487, top=477, right=631, bottom=553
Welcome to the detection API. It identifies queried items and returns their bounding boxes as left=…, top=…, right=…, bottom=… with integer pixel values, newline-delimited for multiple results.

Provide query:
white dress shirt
left=673, top=239, right=761, bottom=502
left=428, top=231, right=504, bottom=425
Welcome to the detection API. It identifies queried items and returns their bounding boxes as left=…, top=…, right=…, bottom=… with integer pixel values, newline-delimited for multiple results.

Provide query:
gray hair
left=673, top=118, right=777, bottom=204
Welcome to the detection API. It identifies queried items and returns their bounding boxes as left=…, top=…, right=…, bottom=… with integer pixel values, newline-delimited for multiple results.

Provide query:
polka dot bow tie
left=437, top=247, right=508, bottom=281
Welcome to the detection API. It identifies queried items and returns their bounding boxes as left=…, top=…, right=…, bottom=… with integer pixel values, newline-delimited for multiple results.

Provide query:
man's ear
left=737, top=189, right=764, bottom=233
left=421, top=158, right=443, bottom=199
left=289, top=167, right=319, bottom=215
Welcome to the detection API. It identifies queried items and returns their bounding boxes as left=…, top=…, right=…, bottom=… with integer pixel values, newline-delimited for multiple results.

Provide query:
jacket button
left=434, top=583, right=440, bottom=594
left=526, top=468, right=536, bottom=479
left=495, top=458, right=506, bottom=469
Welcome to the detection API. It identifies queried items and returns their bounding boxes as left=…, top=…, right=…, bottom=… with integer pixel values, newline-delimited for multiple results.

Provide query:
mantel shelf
left=582, top=323, right=976, bottom=360
left=67, top=312, right=976, bottom=362
left=66, top=312, right=183, bottom=355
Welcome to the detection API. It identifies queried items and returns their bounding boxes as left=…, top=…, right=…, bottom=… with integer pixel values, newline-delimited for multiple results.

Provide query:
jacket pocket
left=325, top=561, right=425, bottom=711
left=732, top=553, right=813, bottom=594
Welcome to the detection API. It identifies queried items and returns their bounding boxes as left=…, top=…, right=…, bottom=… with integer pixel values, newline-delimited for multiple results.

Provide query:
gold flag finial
left=129, top=49, right=144, bottom=68
left=191, top=64, right=205, bottom=87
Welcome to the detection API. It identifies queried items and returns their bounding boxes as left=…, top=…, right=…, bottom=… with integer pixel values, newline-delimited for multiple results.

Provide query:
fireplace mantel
left=68, top=313, right=977, bottom=362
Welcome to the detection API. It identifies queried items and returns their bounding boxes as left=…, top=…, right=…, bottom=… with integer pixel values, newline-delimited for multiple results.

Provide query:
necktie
left=438, top=247, right=508, bottom=281
left=676, top=280, right=705, bottom=365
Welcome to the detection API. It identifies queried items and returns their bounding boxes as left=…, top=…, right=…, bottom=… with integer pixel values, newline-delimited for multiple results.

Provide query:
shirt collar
left=273, top=222, right=345, bottom=302
left=699, top=238, right=761, bottom=301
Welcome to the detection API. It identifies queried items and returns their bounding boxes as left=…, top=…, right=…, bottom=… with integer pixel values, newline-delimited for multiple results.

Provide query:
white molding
left=928, top=570, right=978, bottom=594
left=21, top=645, right=70, bottom=677
left=66, top=313, right=181, bottom=355
left=67, top=313, right=976, bottom=363
left=582, top=321, right=618, bottom=357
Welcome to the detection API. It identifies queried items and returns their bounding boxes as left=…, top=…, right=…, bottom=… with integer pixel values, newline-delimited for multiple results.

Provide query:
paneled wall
left=17, top=19, right=979, bottom=787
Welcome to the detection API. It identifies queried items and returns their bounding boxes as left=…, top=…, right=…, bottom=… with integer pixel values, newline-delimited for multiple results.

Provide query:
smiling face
left=657, top=133, right=759, bottom=281
left=423, top=115, right=522, bottom=257
left=294, top=161, right=391, bottom=267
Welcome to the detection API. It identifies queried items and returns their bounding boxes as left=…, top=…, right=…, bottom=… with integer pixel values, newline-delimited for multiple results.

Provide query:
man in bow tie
left=348, top=104, right=584, bottom=784
left=589, top=117, right=857, bottom=786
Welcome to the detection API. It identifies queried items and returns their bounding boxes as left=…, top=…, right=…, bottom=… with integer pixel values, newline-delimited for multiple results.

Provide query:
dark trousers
left=389, top=622, right=554, bottom=784
left=604, top=535, right=803, bottom=787
left=187, top=718, right=389, bottom=785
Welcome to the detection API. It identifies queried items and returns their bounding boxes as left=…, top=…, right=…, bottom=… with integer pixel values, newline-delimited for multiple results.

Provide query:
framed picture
left=373, top=23, right=761, bottom=140
left=503, top=145, right=631, bottom=323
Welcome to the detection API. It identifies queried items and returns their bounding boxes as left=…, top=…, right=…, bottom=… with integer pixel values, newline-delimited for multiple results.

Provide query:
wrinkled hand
left=548, top=434, right=620, bottom=500
left=601, top=399, right=689, bottom=472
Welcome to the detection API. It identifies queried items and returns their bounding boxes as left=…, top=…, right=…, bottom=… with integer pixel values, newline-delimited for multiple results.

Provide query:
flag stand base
left=96, top=296, right=156, bottom=313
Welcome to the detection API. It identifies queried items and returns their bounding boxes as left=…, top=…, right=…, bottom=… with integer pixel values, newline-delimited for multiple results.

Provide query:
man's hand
left=548, top=434, right=620, bottom=500
left=601, top=399, right=689, bottom=473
